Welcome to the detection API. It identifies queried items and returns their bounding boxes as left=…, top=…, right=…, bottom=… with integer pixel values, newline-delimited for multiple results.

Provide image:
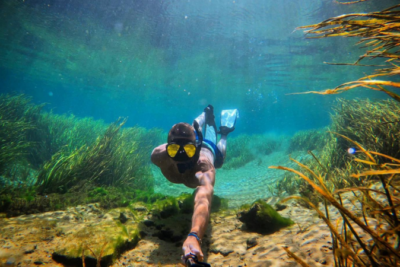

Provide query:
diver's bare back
left=151, top=144, right=215, bottom=188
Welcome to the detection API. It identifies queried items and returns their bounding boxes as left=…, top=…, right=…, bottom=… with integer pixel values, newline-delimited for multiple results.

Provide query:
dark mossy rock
left=178, top=193, right=228, bottom=214
left=155, top=228, right=184, bottom=243
left=237, top=200, right=294, bottom=234
left=178, top=193, right=194, bottom=214
left=0, top=185, right=168, bottom=218
left=3, top=204, right=144, bottom=267
left=211, top=194, right=229, bottom=212
left=132, top=190, right=166, bottom=204
left=119, top=212, right=128, bottom=223
left=275, top=203, right=287, bottom=211
left=152, top=197, right=180, bottom=218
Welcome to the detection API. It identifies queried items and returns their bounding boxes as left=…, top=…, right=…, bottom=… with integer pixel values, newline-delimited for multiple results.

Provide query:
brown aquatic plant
left=270, top=134, right=400, bottom=266
left=293, top=4, right=400, bottom=102
left=282, top=245, right=311, bottom=267
left=82, top=241, right=108, bottom=267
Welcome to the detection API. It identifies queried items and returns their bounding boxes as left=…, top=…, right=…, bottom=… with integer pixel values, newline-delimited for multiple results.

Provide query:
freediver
left=151, top=105, right=238, bottom=265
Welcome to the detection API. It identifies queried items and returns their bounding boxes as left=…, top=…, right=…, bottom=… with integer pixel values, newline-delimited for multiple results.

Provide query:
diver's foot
left=219, top=125, right=235, bottom=135
left=204, top=105, right=215, bottom=126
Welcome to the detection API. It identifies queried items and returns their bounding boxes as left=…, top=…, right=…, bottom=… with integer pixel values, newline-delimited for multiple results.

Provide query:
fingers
left=181, top=246, right=191, bottom=265
left=181, top=254, right=187, bottom=265
left=182, top=244, right=204, bottom=264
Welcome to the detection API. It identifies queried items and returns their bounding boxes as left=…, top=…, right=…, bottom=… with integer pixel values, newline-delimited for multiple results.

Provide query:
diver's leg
left=195, top=105, right=214, bottom=127
left=203, top=105, right=217, bottom=143
left=217, top=135, right=227, bottom=159
left=194, top=112, right=206, bottom=128
left=216, top=109, right=237, bottom=164
left=195, top=105, right=217, bottom=142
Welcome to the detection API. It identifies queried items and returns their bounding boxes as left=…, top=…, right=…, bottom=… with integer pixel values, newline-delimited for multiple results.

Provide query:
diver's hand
left=181, top=236, right=203, bottom=265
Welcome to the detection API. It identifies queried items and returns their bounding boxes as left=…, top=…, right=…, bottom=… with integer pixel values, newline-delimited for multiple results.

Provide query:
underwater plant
left=0, top=119, right=33, bottom=175
left=275, top=173, right=305, bottom=196
left=36, top=119, right=156, bottom=194
left=287, top=128, right=328, bottom=153
left=0, top=95, right=40, bottom=174
left=249, top=134, right=282, bottom=156
left=273, top=97, right=400, bottom=204
left=0, top=94, right=103, bottom=174
left=222, top=134, right=255, bottom=169
left=294, top=3, right=400, bottom=102
left=301, top=98, right=400, bottom=193
left=0, top=94, right=164, bottom=213
left=41, top=112, right=107, bottom=155
left=223, top=133, right=282, bottom=170
left=330, top=98, right=400, bottom=164
left=270, top=135, right=400, bottom=267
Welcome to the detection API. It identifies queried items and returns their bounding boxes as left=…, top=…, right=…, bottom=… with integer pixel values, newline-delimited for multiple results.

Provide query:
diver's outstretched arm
left=181, top=168, right=215, bottom=264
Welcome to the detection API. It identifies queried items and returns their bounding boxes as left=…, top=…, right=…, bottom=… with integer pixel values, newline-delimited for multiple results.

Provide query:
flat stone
left=246, top=237, right=258, bottom=249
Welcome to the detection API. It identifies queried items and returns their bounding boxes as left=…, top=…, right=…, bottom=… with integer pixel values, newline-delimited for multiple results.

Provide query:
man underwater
left=151, top=105, right=237, bottom=264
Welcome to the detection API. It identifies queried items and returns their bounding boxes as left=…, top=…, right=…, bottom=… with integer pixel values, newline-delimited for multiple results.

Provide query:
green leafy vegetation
left=329, top=98, right=400, bottom=168
left=273, top=99, right=400, bottom=206
left=35, top=118, right=157, bottom=194
left=287, top=128, right=328, bottom=153
left=0, top=94, right=165, bottom=216
left=223, top=134, right=282, bottom=170
left=223, top=135, right=255, bottom=169
left=0, top=95, right=40, bottom=174
left=250, top=134, right=282, bottom=156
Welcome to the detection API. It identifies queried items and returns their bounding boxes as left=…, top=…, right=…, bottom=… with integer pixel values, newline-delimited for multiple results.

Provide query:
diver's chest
left=165, top=164, right=197, bottom=183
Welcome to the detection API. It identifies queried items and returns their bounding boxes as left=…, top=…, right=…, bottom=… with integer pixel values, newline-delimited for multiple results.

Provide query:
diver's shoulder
left=152, top=143, right=167, bottom=154
left=151, top=144, right=168, bottom=166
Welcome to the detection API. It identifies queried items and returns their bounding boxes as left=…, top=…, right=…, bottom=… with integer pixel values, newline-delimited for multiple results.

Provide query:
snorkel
left=193, top=119, right=203, bottom=155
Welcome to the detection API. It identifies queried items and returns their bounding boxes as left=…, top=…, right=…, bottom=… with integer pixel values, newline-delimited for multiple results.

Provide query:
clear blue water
left=1, top=2, right=400, bottom=265
left=0, top=0, right=394, bottom=134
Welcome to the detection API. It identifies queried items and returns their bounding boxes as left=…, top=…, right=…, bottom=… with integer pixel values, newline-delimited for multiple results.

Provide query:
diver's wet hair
left=168, top=122, right=195, bottom=143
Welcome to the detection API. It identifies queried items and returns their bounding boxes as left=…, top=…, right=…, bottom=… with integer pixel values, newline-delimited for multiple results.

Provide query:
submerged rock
left=119, top=212, right=128, bottom=223
left=237, top=200, right=294, bottom=234
left=246, top=237, right=258, bottom=249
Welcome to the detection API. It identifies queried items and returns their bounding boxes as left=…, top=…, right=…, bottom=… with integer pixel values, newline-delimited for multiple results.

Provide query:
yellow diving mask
left=167, top=120, right=203, bottom=163
left=166, top=141, right=197, bottom=159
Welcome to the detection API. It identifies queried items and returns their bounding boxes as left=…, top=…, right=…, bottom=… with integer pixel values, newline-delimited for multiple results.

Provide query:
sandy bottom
left=112, top=201, right=334, bottom=267
left=2, top=149, right=368, bottom=267
left=0, top=185, right=375, bottom=267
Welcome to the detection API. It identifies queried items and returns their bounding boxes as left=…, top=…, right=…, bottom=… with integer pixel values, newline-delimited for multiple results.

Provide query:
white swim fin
left=219, top=109, right=239, bottom=135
